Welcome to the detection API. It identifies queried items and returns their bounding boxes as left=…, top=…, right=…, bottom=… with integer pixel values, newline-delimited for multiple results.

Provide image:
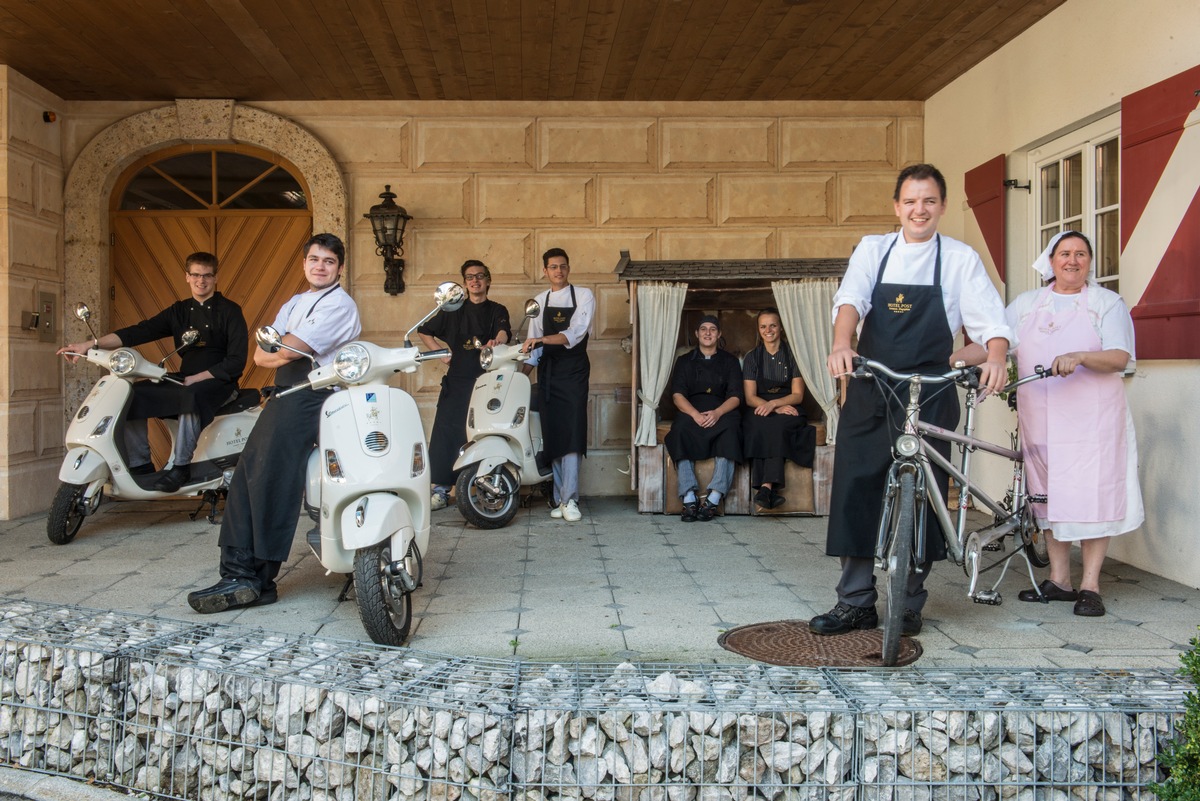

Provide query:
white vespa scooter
left=255, top=282, right=465, bottom=646
left=52, top=303, right=263, bottom=545
left=453, top=299, right=554, bottom=529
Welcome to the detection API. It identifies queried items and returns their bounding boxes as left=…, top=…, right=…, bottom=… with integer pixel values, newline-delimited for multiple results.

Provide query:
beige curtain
left=635, top=282, right=689, bottom=446
left=772, top=279, right=841, bottom=443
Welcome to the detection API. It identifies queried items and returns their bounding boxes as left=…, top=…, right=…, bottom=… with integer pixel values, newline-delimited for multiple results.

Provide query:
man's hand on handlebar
left=827, top=345, right=858, bottom=378
left=976, top=359, right=1008, bottom=396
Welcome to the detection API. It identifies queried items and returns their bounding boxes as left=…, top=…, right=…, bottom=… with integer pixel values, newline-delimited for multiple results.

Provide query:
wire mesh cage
left=0, top=600, right=1189, bottom=801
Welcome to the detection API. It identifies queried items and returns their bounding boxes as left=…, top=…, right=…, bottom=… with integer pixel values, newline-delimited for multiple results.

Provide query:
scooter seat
left=215, top=388, right=264, bottom=416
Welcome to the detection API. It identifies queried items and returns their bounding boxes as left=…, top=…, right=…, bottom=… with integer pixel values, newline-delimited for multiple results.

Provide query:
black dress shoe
left=153, top=465, right=191, bottom=493
left=809, top=603, right=879, bottom=635
left=902, top=609, right=923, bottom=636
left=680, top=502, right=699, bottom=523
left=768, top=489, right=787, bottom=509
left=187, top=578, right=260, bottom=614
left=697, top=498, right=718, bottom=521
left=1018, top=579, right=1078, bottom=603
left=754, top=487, right=772, bottom=508
left=128, top=463, right=156, bottom=476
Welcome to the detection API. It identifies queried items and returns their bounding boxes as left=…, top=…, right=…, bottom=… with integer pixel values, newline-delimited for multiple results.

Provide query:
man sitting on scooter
left=57, top=252, right=248, bottom=493
left=417, top=259, right=511, bottom=510
left=188, top=232, right=361, bottom=614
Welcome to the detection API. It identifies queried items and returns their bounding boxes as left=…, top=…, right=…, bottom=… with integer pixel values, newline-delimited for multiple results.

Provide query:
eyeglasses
left=187, top=272, right=215, bottom=281
left=463, top=273, right=488, bottom=282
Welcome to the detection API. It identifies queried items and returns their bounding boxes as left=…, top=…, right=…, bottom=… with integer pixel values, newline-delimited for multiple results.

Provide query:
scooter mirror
left=256, top=326, right=284, bottom=353
left=181, top=329, right=200, bottom=346
left=74, top=303, right=91, bottom=322
left=435, top=281, right=466, bottom=312
left=523, top=299, right=541, bottom=319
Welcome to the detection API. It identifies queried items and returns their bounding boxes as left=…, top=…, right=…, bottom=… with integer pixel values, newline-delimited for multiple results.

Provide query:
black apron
left=537, top=286, right=590, bottom=461
left=825, top=234, right=959, bottom=559
left=664, top=350, right=743, bottom=463
left=741, top=346, right=816, bottom=472
left=218, top=287, right=339, bottom=563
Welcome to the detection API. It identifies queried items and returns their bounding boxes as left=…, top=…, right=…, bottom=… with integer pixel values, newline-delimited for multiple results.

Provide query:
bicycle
left=850, top=356, right=1054, bottom=666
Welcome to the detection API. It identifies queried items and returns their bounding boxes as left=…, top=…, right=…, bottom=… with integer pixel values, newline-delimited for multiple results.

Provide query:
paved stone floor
left=1, top=495, right=1197, bottom=668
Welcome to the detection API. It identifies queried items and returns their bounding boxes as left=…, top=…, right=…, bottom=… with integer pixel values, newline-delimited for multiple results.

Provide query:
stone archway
left=61, top=99, right=346, bottom=411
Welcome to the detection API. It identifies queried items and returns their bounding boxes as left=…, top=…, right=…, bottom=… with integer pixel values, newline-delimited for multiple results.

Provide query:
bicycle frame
left=870, top=361, right=1049, bottom=604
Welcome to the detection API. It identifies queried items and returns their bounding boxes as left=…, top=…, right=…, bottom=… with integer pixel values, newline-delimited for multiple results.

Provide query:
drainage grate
left=718, top=619, right=923, bottom=667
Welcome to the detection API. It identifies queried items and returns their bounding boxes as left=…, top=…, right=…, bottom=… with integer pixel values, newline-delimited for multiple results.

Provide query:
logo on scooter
left=366, top=392, right=377, bottom=402
left=325, top=402, right=349, bottom=417
left=366, top=407, right=381, bottom=424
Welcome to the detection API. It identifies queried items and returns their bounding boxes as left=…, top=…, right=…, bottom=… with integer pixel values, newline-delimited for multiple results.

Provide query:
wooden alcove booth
left=617, top=252, right=848, bottom=517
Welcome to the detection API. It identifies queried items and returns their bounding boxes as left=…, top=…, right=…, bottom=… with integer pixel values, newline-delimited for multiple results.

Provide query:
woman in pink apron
left=1009, top=231, right=1143, bottom=617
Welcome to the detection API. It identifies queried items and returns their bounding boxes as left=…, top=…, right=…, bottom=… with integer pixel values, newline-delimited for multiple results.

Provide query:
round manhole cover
left=718, top=620, right=923, bottom=667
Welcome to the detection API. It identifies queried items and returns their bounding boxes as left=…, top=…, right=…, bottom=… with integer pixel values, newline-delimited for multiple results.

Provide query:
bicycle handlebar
left=851, top=356, right=1050, bottom=394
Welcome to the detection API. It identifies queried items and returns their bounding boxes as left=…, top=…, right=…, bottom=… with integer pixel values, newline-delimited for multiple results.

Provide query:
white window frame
left=1025, top=112, right=1121, bottom=296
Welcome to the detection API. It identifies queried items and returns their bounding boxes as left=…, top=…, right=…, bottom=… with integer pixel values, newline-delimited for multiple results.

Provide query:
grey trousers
left=552, top=452, right=582, bottom=503
left=124, top=414, right=202, bottom=467
left=677, top=457, right=735, bottom=499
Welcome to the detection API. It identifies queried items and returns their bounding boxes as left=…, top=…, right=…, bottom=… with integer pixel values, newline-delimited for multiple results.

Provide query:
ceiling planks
left=0, top=0, right=1070, bottom=102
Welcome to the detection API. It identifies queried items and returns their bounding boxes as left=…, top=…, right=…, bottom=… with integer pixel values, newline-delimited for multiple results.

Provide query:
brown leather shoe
left=1018, top=579, right=1078, bottom=603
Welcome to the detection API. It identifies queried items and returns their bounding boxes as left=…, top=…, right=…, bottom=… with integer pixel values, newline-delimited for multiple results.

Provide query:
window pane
left=151, top=153, right=214, bottom=204
left=1064, top=153, right=1083, bottom=219
left=1096, top=210, right=1120, bottom=279
left=1040, top=163, right=1060, bottom=225
left=1096, top=138, right=1119, bottom=207
left=1041, top=227, right=1061, bottom=251
left=216, top=153, right=307, bottom=209
left=119, top=167, right=206, bottom=210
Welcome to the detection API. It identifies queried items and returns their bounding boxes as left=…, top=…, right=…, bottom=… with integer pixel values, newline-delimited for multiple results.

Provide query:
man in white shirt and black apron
left=812, top=165, right=1011, bottom=638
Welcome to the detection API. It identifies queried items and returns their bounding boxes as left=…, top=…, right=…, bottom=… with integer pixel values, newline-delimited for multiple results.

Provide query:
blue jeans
left=677, top=457, right=734, bottom=499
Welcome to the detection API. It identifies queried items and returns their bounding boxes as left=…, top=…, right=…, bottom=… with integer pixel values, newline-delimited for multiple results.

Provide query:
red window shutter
left=1123, top=64, right=1200, bottom=360
left=964, top=155, right=1007, bottom=283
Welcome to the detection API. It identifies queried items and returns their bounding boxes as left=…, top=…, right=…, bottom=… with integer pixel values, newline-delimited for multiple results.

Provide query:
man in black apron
left=812, top=164, right=1011, bottom=638
left=57, top=252, right=248, bottom=492
left=418, top=259, right=511, bottom=509
left=664, top=315, right=743, bottom=522
left=188, top=233, right=362, bottom=614
left=520, top=248, right=593, bottom=523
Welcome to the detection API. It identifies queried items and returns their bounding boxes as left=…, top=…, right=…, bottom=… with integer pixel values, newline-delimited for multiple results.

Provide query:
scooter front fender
left=453, top=437, right=521, bottom=475
left=340, top=493, right=415, bottom=552
left=58, top=447, right=111, bottom=486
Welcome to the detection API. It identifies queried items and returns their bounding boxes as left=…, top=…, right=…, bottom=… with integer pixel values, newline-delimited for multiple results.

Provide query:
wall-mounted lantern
left=364, top=185, right=413, bottom=295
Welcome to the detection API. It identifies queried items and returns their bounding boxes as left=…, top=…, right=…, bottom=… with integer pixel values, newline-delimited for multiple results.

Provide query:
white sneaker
left=431, top=492, right=449, bottom=511
left=550, top=503, right=564, bottom=519
left=562, top=499, right=582, bottom=522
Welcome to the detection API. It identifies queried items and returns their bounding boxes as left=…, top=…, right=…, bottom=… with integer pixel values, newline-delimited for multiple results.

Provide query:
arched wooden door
left=111, top=145, right=313, bottom=465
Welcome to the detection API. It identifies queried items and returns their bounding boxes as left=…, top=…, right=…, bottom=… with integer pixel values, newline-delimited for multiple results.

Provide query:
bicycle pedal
left=982, top=540, right=1004, bottom=552
left=972, top=591, right=1002, bottom=605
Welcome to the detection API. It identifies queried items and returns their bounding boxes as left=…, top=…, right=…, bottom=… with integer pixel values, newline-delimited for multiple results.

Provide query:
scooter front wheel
left=456, top=463, right=520, bottom=529
left=47, top=483, right=88, bottom=545
left=353, top=541, right=414, bottom=647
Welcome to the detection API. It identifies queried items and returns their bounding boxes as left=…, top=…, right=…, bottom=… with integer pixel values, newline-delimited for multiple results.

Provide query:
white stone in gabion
left=176, top=668, right=219, bottom=702
left=578, top=723, right=606, bottom=757
left=342, top=724, right=370, bottom=754
left=698, top=786, right=733, bottom=801
left=285, top=734, right=319, bottom=769
left=114, top=734, right=146, bottom=775
left=449, top=717, right=468, bottom=750
left=758, top=740, right=806, bottom=772
left=601, top=742, right=631, bottom=783
left=979, top=712, right=1002, bottom=748
left=687, top=711, right=717, bottom=735
left=998, top=742, right=1033, bottom=774
left=944, top=743, right=983, bottom=774
left=481, top=726, right=504, bottom=763
left=917, top=725, right=950, bottom=755
left=876, top=729, right=913, bottom=756
left=255, top=748, right=293, bottom=783
left=897, top=746, right=946, bottom=782
left=667, top=715, right=687, bottom=748
left=308, top=697, right=347, bottom=740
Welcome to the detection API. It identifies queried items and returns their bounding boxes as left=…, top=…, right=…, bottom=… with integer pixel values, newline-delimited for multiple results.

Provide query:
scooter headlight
left=479, top=347, right=494, bottom=370
left=333, top=344, right=370, bottom=382
left=109, top=349, right=137, bottom=376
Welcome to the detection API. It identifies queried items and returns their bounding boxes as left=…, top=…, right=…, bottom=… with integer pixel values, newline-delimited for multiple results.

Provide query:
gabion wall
left=0, top=600, right=1187, bottom=801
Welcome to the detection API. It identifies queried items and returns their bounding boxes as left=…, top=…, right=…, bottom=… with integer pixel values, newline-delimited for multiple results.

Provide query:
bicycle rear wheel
left=882, top=470, right=917, bottom=667
left=1020, top=503, right=1050, bottom=568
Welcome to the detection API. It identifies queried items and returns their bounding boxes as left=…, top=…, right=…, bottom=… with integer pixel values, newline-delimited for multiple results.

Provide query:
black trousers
left=216, top=387, right=328, bottom=585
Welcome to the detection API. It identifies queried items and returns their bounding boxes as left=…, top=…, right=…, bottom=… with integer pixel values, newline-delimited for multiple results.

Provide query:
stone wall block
left=897, top=118, right=924, bottom=166
left=477, top=175, right=593, bottom=226
left=174, top=100, right=235, bottom=141
left=780, top=226, right=880, bottom=260
left=595, top=392, right=632, bottom=450
left=661, top=120, right=776, bottom=170
left=410, top=230, right=532, bottom=283
left=538, top=119, right=655, bottom=171
left=782, top=119, right=896, bottom=169
left=415, top=119, right=534, bottom=171
left=39, top=400, right=64, bottom=456
left=8, top=215, right=59, bottom=273
left=6, top=82, right=63, bottom=160
left=837, top=173, right=900, bottom=225
left=658, top=229, right=774, bottom=261
left=718, top=174, right=834, bottom=225
left=37, top=164, right=63, bottom=220
left=355, top=175, right=470, bottom=227
left=533, top=231, right=654, bottom=278
left=2, top=400, right=36, bottom=459
left=594, top=284, right=632, bottom=341
left=4, top=151, right=35, bottom=210
left=306, top=119, right=410, bottom=166
left=599, top=176, right=714, bottom=226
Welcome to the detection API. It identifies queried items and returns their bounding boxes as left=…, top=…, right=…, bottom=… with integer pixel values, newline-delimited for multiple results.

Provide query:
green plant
left=1152, top=628, right=1200, bottom=800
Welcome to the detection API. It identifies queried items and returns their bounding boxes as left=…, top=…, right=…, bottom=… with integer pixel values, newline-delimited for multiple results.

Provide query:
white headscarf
left=1032, top=230, right=1097, bottom=285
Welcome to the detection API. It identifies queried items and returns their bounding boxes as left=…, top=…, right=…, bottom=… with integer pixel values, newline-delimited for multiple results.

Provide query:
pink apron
left=1016, top=286, right=1128, bottom=523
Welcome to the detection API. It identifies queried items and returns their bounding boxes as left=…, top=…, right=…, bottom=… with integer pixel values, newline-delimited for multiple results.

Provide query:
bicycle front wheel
left=881, top=469, right=917, bottom=667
